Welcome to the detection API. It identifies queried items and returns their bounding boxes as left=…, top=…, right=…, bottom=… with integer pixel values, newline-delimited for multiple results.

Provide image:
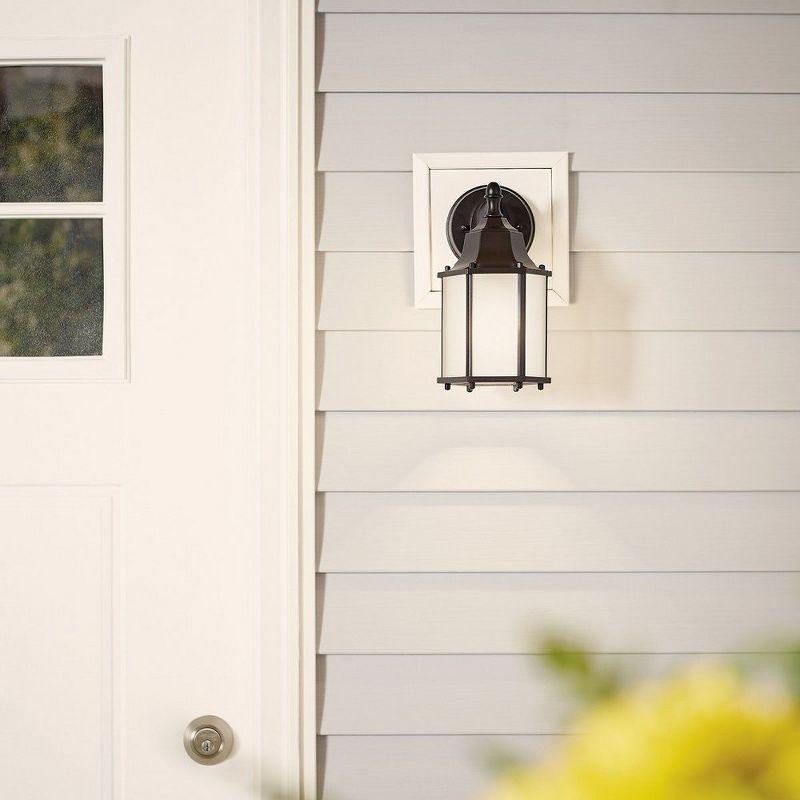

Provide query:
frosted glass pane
left=0, top=218, right=103, bottom=356
left=472, top=273, right=517, bottom=377
left=525, top=274, right=547, bottom=377
left=0, top=66, right=103, bottom=202
left=442, top=275, right=466, bottom=376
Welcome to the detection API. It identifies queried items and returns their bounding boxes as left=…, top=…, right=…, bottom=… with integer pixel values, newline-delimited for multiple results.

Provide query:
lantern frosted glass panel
left=441, top=273, right=467, bottom=377
left=471, top=273, right=518, bottom=378
left=525, top=273, right=548, bottom=377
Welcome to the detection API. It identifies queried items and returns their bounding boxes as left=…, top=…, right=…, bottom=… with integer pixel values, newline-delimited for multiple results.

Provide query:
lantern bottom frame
left=438, top=376, right=551, bottom=392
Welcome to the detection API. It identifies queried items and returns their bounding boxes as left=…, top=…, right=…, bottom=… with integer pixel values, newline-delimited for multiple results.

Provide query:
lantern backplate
left=446, top=185, right=535, bottom=258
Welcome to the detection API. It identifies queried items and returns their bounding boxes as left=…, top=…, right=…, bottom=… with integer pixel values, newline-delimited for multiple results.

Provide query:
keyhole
left=185, top=717, right=232, bottom=764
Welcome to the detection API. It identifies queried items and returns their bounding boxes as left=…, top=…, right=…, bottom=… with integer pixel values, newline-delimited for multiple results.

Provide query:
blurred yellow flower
left=484, top=664, right=800, bottom=800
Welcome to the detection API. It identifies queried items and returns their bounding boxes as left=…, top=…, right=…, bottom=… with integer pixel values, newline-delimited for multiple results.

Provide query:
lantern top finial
left=485, top=182, right=503, bottom=217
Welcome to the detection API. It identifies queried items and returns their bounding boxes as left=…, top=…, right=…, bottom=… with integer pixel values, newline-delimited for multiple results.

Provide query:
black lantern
left=438, top=182, right=551, bottom=392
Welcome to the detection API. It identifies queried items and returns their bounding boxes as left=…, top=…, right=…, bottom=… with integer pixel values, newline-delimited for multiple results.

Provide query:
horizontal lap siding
left=317, top=14, right=800, bottom=92
left=318, top=94, right=800, bottom=172
left=316, top=9, right=800, bottom=799
left=319, top=654, right=799, bottom=733
left=319, top=2, right=800, bottom=11
left=317, top=492, right=800, bottom=572
left=317, top=331, right=800, bottom=410
left=317, top=252, right=800, bottom=331
left=318, top=573, right=799, bottom=654
left=318, top=654, right=659, bottom=734
left=317, top=412, right=800, bottom=491
left=317, top=172, right=800, bottom=252
left=320, top=736, right=557, bottom=800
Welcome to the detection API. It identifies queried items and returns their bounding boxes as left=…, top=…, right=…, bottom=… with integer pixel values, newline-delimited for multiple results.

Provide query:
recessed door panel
left=0, top=490, right=115, bottom=799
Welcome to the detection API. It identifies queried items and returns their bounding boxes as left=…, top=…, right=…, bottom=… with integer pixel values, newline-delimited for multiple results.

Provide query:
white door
left=0, top=2, right=300, bottom=798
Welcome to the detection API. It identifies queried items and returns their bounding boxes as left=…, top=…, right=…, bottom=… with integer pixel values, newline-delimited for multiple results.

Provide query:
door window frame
left=0, top=37, right=128, bottom=381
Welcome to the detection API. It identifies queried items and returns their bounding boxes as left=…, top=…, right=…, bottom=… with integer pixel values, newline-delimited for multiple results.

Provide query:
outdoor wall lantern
left=438, top=182, right=551, bottom=392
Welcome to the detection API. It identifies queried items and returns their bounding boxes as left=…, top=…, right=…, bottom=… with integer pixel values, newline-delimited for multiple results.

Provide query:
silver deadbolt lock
left=184, top=715, right=234, bottom=765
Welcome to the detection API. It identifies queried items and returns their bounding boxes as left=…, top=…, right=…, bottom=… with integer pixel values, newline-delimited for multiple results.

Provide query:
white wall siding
left=319, top=2, right=800, bottom=11
left=317, top=412, right=800, bottom=491
left=317, top=331, right=800, bottom=410
left=315, top=7, right=800, bottom=798
left=317, top=252, right=800, bottom=332
left=318, top=172, right=800, bottom=252
left=318, top=14, right=800, bottom=92
left=319, top=653, right=795, bottom=734
left=318, top=94, right=800, bottom=173
left=317, top=492, right=800, bottom=573
left=318, top=572, right=798, bottom=654
left=320, top=735, right=557, bottom=800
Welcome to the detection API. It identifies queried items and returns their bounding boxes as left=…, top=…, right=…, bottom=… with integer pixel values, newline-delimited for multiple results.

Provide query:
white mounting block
left=412, top=152, right=570, bottom=308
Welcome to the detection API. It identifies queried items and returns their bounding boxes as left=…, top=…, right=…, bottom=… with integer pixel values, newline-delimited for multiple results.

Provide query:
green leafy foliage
left=537, top=633, right=624, bottom=706
left=734, top=644, right=800, bottom=702
left=0, top=218, right=103, bottom=356
left=0, top=65, right=103, bottom=202
left=782, top=648, right=800, bottom=699
left=0, top=65, right=104, bottom=356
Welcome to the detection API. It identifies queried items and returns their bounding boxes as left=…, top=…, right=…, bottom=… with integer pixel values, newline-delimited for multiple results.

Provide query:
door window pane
left=0, top=65, right=103, bottom=202
left=0, top=218, right=103, bottom=356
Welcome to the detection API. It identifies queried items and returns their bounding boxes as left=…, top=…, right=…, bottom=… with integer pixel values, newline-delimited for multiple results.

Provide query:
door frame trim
left=250, top=0, right=317, bottom=796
